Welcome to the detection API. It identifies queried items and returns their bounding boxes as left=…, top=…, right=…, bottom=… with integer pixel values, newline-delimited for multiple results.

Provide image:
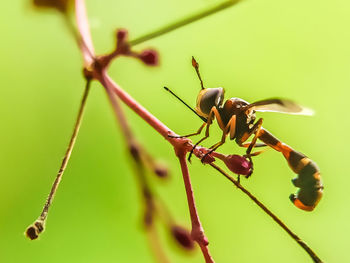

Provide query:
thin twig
left=41, top=79, right=91, bottom=218
left=98, top=71, right=172, bottom=139
left=177, top=151, right=214, bottom=263
left=75, top=0, right=95, bottom=65
left=100, top=71, right=134, bottom=141
left=209, top=163, right=323, bottom=263
left=129, top=0, right=243, bottom=46
left=25, top=79, right=91, bottom=239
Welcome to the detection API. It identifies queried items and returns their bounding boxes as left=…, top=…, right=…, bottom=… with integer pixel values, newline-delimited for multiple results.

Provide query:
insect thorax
left=219, top=98, right=256, bottom=137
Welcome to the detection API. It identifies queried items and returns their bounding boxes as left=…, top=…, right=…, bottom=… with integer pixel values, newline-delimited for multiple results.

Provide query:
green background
left=1, top=0, right=349, bottom=262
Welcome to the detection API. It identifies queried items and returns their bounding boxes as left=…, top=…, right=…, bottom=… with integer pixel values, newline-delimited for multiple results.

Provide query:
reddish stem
left=99, top=71, right=133, bottom=141
left=98, top=70, right=174, bottom=139
left=177, top=149, right=213, bottom=263
left=75, top=0, right=95, bottom=64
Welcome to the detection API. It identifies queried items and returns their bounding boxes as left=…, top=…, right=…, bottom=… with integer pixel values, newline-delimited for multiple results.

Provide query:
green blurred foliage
left=1, top=0, right=350, bottom=262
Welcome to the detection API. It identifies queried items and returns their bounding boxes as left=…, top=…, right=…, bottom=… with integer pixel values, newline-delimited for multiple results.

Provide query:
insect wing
left=245, top=98, right=314, bottom=115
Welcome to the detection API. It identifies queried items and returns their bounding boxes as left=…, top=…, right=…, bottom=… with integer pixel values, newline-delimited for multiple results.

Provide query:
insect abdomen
left=258, top=129, right=323, bottom=211
left=287, top=151, right=323, bottom=211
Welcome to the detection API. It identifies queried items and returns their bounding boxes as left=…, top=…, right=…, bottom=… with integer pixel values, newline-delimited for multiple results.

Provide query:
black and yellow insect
left=165, top=57, right=323, bottom=211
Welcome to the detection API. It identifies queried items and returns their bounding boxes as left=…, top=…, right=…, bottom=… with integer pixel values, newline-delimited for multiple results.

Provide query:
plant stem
left=75, top=0, right=95, bottom=65
left=177, top=151, right=213, bottom=263
left=129, top=0, right=243, bottom=46
left=209, top=163, right=323, bottom=263
left=39, top=79, right=91, bottom=222
left=25, top=79, right=91, bottom=239
left=99, top=71, right=173, bottom=139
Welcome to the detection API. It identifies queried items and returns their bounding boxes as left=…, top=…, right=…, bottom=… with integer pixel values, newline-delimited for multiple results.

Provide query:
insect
left=165, top=57, right=323, bottom=211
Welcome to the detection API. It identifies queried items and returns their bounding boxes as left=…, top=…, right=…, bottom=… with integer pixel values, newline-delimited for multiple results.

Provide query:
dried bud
left=171, top=225, right=195, bottom=250
left=33, top=0, right=71, bottom=12
left=25, top=220, right=45, bottom=240
left=138, top=49, right=159, bottom=66
left=116, top=29, right=128, bottom=43
left=223, top=155, right=252, bottom=176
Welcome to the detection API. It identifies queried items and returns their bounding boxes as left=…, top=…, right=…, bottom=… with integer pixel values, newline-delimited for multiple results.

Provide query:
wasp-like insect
left=165, top=57, right=323, bottom=211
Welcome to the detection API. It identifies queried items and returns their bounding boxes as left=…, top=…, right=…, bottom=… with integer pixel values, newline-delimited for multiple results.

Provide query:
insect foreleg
left=188, top=107, right=227, bottom=162
left=188, top=107, right=217, bottom=162
left=169, top=122, right=206, bottom=139
left=201, top=115, right=236, bottom=161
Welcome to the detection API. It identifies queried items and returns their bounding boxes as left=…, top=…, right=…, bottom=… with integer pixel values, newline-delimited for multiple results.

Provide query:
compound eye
left=195, top=87, right=224, bottom=117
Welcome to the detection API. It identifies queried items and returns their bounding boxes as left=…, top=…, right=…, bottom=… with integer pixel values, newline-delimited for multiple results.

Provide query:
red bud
left=171, top=225, right=195, bottom=250
left=138, top=49, right=159, bottom=66
left=223, top=155, right=252, bottom=176
left=116, top=29, right=128, bottom=43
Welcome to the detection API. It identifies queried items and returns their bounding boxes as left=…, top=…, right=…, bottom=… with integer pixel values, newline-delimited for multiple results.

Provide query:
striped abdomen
left=258, top=129, right=323, bottom=211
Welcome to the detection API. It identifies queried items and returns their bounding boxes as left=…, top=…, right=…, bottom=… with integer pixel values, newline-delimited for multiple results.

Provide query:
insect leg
left=187, top=109, right=216, bottom=162
left=169, top=122, right=206, bottom=138
left=236, top=118, right=264, bottom=152
left=234, top=118, right=264, bottom=174
left=201, top=115, right=236, bottom=161
left=246, top=118, right=264, bottom=155
left=240, top=142, right=267, bottom=148
left=188, top=106, right=227, bottom=162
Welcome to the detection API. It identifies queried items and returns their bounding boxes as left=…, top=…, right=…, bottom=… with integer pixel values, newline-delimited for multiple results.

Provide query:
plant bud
left=171, top=225, right=195, bottom=250
left=116, top=29, right=128, bottom=43
left=223, top=154, right=252, bottom=176
left=154, top=163, right=169, bottom=178
left=138, top=49, right=159, bottom=66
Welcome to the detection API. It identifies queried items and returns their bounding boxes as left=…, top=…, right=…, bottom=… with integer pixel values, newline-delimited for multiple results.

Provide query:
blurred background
left=1, top=0, right=350, bottom=262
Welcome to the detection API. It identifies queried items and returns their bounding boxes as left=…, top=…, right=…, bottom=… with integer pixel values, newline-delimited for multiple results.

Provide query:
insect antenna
left=192, top=56, right=205, bottom=90
left=163, top=87, right=207, bottom=122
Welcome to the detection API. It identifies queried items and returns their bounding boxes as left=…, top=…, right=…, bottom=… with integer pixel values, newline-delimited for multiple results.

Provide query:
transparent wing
left=244, top=98, right=314, bottom=115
